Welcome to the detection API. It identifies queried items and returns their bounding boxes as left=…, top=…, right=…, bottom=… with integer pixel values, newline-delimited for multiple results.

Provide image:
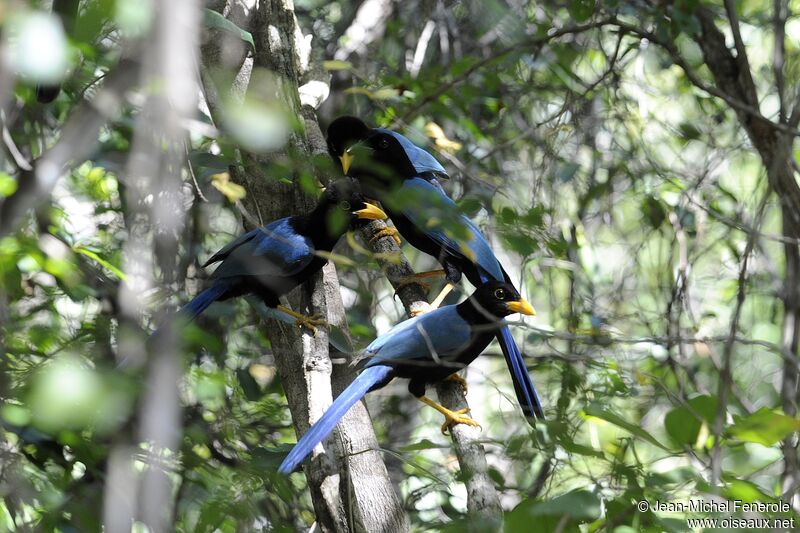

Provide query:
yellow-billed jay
left=171, top=178, right=386, bottom=331
left=278, top=280, right=534, bottom=473
left=326, top=117, right=544, bottom=420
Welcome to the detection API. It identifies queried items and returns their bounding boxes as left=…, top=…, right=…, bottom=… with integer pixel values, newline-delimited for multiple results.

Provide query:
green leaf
left=664, top=395, right=716, bottom=447
left=583, top=403, right=671, bottom=450
left=502, top=232, right=539, bottom=255
left=506, top=490, right=602, bottom=533
left=322, top=60, right=353, bottom=71
left=527, top=490, right=601, bottom=519
left=204, top=9, right=255, bottom=50
left=728, top=407, right=800, bottom=446
left=723, top=477, right=778, bottom=503
left=561, top=439, right=606, bottom=459
left=567, top=0, right=595, bottom=22
left=74, top=247, right=127, bottom=281
left=556, top=161, right=580, bottom=182
left=0, top=172, right=17, bottom=197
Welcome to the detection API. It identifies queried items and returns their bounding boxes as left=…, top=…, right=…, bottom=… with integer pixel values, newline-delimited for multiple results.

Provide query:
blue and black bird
left=172, top=178, right=386, bottom=331
left=327, top=117, right=544, bottom=420
left=278, top=280, right=535, bottom=474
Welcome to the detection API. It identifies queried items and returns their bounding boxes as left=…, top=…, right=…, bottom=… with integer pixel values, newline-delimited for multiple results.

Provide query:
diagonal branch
left=723, top=0, right=755, bottom=95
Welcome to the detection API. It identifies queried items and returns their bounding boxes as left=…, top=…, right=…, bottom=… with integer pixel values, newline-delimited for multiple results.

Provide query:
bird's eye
left=339, top=201, right=351, bottom=210
left=376, top=137, right=390, bottom=150
left=494, top=288, right=506, bottom=300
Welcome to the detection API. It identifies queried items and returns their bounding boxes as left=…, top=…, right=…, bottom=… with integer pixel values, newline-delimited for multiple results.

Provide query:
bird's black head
left=462, top=281, right=536, bottom=323
left=327, top=116, right=417, bottom=192
left=326, top=116, right=371, bottom=160
left=315, top=178, right=387, bottom=235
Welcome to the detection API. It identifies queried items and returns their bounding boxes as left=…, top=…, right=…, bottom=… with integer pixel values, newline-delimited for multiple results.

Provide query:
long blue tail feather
left=180, top=282, right=231, bottom=321
left=498, top=325, right=544, bottom=421
left=478, top=271, right=544, bottom=422
left=148, top=282, right=231, bottom=346
left=278, top=365, right=394, bottom=474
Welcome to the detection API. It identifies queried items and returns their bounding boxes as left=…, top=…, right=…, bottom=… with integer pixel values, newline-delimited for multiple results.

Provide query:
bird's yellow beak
left=340, top=151, right=354, bottom=174
left=354, top=202, right=387, bottom=220
left=506, top=299, right=536, bottom=316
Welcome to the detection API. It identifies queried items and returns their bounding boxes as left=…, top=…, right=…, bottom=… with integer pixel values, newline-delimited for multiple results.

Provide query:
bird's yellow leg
left=445, top=373, right=468, bottom=395
left=417, top=395, right=481, bottom=434
left=276, top=305, right=328, bottom=334
left=369, top=226, right=402, bottom=246
left=429, top=283, right=455, bottom=310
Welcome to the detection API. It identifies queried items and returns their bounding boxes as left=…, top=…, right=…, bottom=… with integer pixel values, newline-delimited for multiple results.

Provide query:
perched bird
left=327, top=116, right=544, bottom=420
left=172, top=178, right=386, bottom=331
left=278, top=281, right=535, bottom=474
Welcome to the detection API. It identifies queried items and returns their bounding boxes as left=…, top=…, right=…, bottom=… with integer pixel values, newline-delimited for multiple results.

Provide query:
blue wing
left=375, top=128, right=448, bottom=177
left=205, top=218, right=315, bottom=279
left=364, top=305, right=472, bottom=366
left=399, top=177, right=504, bottom=281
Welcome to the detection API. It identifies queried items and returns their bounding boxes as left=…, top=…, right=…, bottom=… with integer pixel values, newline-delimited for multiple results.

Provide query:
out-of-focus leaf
left=506, top=490, right=602, bottom=533
left=74, top=246, right=127, bottom=281
left=204, top=9, right=255, bottom=50
left=728, top=408, right=800, bottom=446
left=327, top=324, right=354, bottom=354
left=567, top=0, right=595, bottom=21
left=323, top=60, right=352, bottom=71
left=251, top=446, right=293, bottom=471
left=0, top=172, right=18, bottom=197
left=723, top=477, right=778, bottom=503
left=210, top=172, right=247, bottom=202
left=664, top=395, right=716, bottom=447
left=425, top=122, right=462, bottom=152
left=343, top=86, right=400, bottom=100
left=561, top=440, right=605, bottom=459
left=583, top=403, right=671, bottom=450
left=556, top=161, right=580, bottom=182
